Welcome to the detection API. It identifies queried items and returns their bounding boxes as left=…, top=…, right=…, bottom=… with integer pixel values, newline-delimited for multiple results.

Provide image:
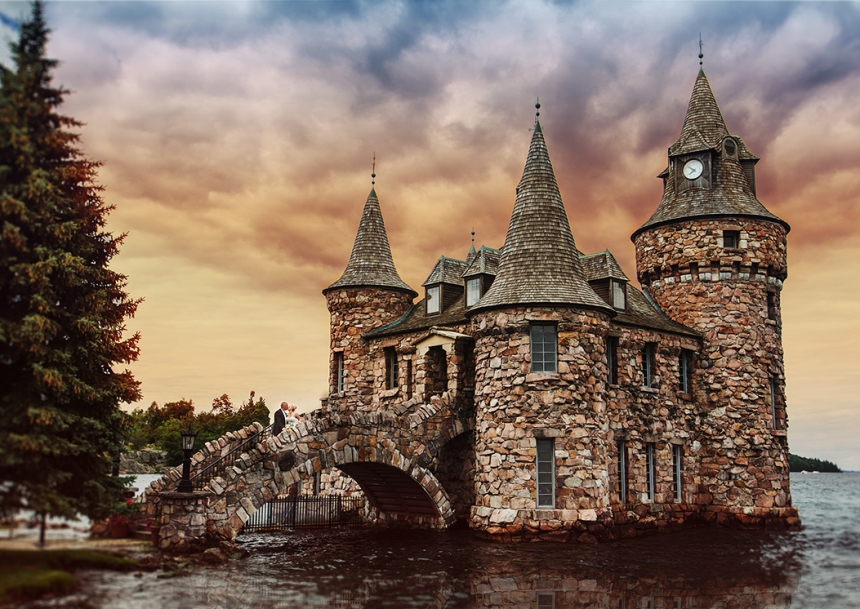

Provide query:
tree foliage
left=789, top=454, right=841, bottom=473
left=125, top=392, right=270, bottom=465
left=0, top=2, right=140, bottom=521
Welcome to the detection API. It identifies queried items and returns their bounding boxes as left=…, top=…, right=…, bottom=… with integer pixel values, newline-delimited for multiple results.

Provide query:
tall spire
left=324, top=184, right=417, bottom=296
left=470, top=111, right=612, bottom=314
left=634, top=69, right=789, bottom=237
left=668, top=69, right=729, bottom=157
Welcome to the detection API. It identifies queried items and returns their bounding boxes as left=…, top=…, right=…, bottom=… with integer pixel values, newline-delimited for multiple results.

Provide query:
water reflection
left=84, top=526, right=799, bottom=609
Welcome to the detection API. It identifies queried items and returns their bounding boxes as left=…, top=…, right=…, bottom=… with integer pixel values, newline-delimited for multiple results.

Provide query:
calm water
left=25, top=473, right=860, bottom=608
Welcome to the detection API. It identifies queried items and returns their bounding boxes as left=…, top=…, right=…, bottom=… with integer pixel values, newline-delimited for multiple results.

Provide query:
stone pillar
left=158, top=490, right=214, bottom=552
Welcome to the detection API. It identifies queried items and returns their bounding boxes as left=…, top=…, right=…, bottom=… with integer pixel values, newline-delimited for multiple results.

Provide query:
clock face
left=683, top=159, right=704, bottom=180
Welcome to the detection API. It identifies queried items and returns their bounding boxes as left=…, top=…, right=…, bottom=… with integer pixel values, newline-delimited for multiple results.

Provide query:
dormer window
left=722, top=137, right=738, bottom=160
left=610, top=279, right=627, bottom=311
left=466, top=277, right=481, bottom=307
left=426, top=285, right=440, bottom=315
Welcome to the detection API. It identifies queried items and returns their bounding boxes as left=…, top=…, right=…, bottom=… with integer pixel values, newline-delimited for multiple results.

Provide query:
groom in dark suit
left=273, top=401, right=290, bottom=436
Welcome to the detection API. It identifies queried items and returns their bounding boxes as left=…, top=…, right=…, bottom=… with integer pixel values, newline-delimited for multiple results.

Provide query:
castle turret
left=468, top=109, right=615, bottom=533
left=323, top=186, right=416, bottom=411
left=632, top=68, right=795, bottom=520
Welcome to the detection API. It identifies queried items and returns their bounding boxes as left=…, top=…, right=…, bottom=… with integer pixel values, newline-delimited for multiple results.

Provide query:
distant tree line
left=125, top=391, right=270, bottom=465
left=789, top=454, right=841, bottom=473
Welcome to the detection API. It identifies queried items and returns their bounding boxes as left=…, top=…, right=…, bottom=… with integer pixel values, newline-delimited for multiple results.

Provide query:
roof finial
left=535, top=97, right=541, bottom=123
left=371, top=152, right=376, bottom=185
left=471, top=228, right=475, bottom=246
left=698, top=32, right=704, bottom=67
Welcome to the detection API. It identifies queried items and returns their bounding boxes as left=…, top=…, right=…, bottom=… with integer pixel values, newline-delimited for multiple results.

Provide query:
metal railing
left=191, top=424, right=273, bottom=490
left=241, top=495, right=364, bottom=533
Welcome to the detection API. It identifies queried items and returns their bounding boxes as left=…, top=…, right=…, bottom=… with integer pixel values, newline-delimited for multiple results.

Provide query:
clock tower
left=632, top=67, right=797, bottom=522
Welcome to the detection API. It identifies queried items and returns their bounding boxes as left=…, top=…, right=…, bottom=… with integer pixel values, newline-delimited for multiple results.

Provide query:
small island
left=789, top=454, right=842, bottom=473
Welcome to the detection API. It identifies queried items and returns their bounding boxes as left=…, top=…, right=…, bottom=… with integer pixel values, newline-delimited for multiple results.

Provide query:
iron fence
left=191, top=424, right=272, bottom=491
left=241, top=495, right=364, bottom=533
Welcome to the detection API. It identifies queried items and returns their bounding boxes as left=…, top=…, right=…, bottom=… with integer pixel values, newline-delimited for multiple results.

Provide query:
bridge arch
left=144, top=400, right=473, bottom=549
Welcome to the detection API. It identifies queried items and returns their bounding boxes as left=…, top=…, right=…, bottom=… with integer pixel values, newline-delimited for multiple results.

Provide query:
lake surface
left=23, top=472, right=860, bottom=608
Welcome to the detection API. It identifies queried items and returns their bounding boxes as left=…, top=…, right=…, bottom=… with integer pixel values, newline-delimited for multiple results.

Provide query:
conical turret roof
left=634, top=69, right=788, bottom=237
left=470, top=121, right=613, bottom=314
left=324, top=187, right=417, bottom=296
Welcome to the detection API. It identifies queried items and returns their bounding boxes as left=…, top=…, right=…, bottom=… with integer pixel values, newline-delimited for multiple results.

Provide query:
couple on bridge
left=272, top=401, right=301, bottom=436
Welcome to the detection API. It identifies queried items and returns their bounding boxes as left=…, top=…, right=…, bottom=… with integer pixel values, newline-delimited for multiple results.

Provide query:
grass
left=0, top=549, right=138, bottom=603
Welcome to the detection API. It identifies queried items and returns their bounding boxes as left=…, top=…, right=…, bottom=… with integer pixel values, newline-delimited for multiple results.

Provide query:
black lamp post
left=177, top=427, right=198, bottom=493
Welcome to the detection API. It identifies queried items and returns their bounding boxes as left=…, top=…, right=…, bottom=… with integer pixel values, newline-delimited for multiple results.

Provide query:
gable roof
left=324, top=187, right=417, bottom=296
left=581, top=250, right=628, bottom=282
left=422, top=256, right=469, bottom=287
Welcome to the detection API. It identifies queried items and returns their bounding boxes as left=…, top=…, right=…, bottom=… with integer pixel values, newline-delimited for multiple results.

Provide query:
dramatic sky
left=2, top=1, right=859, bottom=469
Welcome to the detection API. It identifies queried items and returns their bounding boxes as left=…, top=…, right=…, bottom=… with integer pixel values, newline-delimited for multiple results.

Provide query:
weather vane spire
left=371, top=152, right=376, bottom=186
left=471, top=228, right=475, bottom=246
left=535, top=97, right=541, bottom=124
left=698, top=32, right=704, bottom=67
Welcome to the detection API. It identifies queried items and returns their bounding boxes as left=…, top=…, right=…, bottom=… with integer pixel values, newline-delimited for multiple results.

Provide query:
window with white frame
left=642, top=343, right=656, bottom=388
left=466, top=277, right=481, bottom=307
left=672, top=444, right=682, bottom=503
left=646, top=443, right=655, bottom=502
left=611, top=279, right=627, bottom=311
left=426, top=285, right=441, bottom=315
left=334, top=352, right=344, bottom=393
left=530, top=323, right=557, bottom=373
left=536, top=438, right=555, bottom=508
left=618, top=440, right=628, bottom=503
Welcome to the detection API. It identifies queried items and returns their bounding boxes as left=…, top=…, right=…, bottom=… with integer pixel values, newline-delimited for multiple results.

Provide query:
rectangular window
left=530, top=323, right=557, bottom=373
left=466, top=277, right=481, bottom=307
left=770, top=376, right=778, bottom=429
left=672, top=444, right=682, bottom=503
left=679, top=349, right=693, bottom=394
left=405, top=357, right=413, bottom=399
left=642, top=343, right=656, bottom=388
left=607, top=336, right=618, bottom=385
left=426, top=285, right=441, bottom=315
left=536, top=592, right=555, bottom=609
left=723, top=230, right=739, bottom=249
left=334, top=352, right=344, bottom=393
left=611, top=279, right=627, bottom=311
left=646, top=443, right=655, bottom=502
left=536, top=438, right=555, bottom=508
left=313, top=471, right=321, bottom=495
left=384, top=348, right=399, bottom=390
left=767, top=291, right=777, bottom=320
left=618, top=440, right=628, bottom=503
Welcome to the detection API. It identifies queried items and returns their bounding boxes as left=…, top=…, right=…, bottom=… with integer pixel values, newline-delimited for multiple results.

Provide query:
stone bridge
left=142, top=397, right=474, bottom=551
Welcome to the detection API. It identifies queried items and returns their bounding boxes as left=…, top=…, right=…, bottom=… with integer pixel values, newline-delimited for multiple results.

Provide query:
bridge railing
left=241, top=495, right=364, bottom=533
left=191, top=424, right=273, bottom=490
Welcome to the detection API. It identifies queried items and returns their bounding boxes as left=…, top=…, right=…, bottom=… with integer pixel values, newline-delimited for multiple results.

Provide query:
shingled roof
left=469, top=121, right=614, bottom=315
left=634, top=70, right=788, bottom=237
left=462, top=246, right=501, bottom=278
left=580, top=250, right=628, bottom=282
left=423, top=256, right=469, bottom=287
left=324, top=187, right=417, bottom=296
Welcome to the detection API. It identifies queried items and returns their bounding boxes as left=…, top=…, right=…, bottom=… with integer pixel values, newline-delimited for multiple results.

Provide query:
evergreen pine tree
left=0, top=1, right=141, bottom=523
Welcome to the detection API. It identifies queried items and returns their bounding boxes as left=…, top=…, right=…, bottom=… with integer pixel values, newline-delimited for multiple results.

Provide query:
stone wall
left=468, top=307, right=614, bottom=539
left=325, top=287, right=414, bottom=412
left=634, top=217, right=794, bottom=521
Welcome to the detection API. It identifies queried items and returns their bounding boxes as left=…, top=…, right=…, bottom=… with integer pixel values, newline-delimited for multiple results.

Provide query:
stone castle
left=319, top=66, right=799, bottom=539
